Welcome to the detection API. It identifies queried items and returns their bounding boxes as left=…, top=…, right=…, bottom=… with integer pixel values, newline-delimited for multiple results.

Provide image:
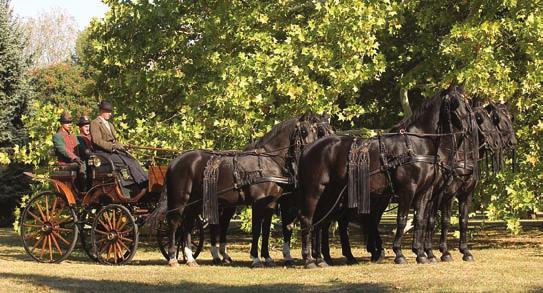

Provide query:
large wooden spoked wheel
left=20, top=191, right=79, bottom=263
left=91, top=204, right=138, bottom=265
left=78, top=209, right=98, bottom=262
left=157, top=217, right=204, bottom=262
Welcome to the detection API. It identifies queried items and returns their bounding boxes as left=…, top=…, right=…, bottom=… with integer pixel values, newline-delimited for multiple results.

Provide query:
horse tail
left=144, top=168, right=169, bottom=231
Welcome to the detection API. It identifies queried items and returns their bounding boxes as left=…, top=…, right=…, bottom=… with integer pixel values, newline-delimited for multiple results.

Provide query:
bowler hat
left=99, top=101, right=113, bottom=112
left=77, top=116, right=91, bottom=126
left=59, top=112, right=72, bottom=124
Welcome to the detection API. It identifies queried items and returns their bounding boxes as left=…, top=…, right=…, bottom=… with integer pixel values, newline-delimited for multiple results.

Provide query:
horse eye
left=493, top=114, right=500, bottom=124
left=476, top=113, right=483, bottom=123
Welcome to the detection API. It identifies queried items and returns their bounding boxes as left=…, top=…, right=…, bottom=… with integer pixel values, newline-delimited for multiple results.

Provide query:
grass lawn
left=0, top=226, right=542, bottom=292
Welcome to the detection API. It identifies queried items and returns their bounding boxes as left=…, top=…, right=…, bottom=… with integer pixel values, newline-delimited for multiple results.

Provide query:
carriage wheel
left=79, top=209, right=98, bottom=262
left=157, top=217, right=205, bottom=261
left=91, top=204, right=138, bottom=265
left=20, top=191, right=79, bottom=263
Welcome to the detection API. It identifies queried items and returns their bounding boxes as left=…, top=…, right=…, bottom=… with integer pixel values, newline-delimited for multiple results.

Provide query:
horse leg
left=339, top=215, right=356, bottom=264
left=300, top=185, right=322, bottom=269
left=412, top=189, right=433, bottom=264
left=439, top=198, right=454, bottom=262
left=166, top=212, right=182, bottom=267
left=209, top=224, right=221, bottom=265
left=219, top=207, right=235, bottom=264
left=261, top=207, right=275, bottom=267
left=280, top=204, right=296, bottom=267
left=367, top=209, right=386, bottom=263
left=392, top=200, right=410, bottom=264
left=182, top=214, right=198, bottom=267
left=312, top=225, right=328, bottom=267
left=300, top=214, right=317, bottom=269
left=459, top=193, right=474, bottom=261
left=320, top=223, right=332, bottom=266
left=423, top=192, right=441, bottom=263
left=373, top=199, right=388, bottom=262
left=250, top=202, right=264, bottom=268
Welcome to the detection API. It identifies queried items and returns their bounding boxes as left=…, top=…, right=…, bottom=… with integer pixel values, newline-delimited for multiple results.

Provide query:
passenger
left=76, top=116, right=93, bottom=192
left=52, top=112, right=83, bottom=167
left=77, top=115, right=93, bottom=160
left=90, top=101, right=148, bottom=197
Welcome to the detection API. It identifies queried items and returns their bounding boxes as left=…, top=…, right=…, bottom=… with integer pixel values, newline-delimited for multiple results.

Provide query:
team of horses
left=154, top=85, right=517, bottom=268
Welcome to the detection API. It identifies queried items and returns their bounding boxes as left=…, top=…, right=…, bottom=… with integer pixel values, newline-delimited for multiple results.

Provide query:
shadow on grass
left=0, top=272, right=393, bottom=293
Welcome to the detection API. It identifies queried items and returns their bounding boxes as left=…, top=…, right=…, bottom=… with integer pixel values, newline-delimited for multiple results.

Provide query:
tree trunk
left=400, top=88, right=412, bottom=117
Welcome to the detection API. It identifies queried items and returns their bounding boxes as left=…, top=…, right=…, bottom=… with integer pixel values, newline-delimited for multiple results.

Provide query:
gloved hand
left=114, top=143, right=125, bottom=152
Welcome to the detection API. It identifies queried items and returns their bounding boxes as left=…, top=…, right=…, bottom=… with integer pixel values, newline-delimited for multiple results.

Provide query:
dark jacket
left=52, top=129, right=80, bottom=164
left=77, top=134, right=93, bottom=160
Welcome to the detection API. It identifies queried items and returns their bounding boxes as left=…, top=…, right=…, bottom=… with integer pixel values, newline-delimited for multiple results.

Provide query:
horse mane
left=252, top=117, right=298, bottom=148
left=390, top=85, right=465, bottom=131
left=249, top=114, right=322, bottom=149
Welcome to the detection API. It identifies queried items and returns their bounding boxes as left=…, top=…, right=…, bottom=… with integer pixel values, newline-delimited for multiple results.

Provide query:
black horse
left=427, top=102, right=517, bottom=262
left=306, top=101, right=503, bottom=266
left=163, top=114, right=332, bottom=267
left=420, top=103, right=503, bottom=262
left=297, top=85, right=475, bottom=268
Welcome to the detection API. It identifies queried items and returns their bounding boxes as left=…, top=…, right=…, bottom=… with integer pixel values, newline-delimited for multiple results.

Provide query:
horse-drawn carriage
left=20, top=151, right=204, bottom=265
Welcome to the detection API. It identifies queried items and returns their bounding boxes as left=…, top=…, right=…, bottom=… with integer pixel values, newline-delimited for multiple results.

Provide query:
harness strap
left=378, top=133, right=397, bottom=198
left=202, top=156, right=221, bottom=225
left=347, top=139, right=371, bottom=214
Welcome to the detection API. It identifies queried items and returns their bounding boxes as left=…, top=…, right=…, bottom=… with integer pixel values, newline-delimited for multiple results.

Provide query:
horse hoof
left=304, top=261, right=318, bottom=269
left=317, top=260, right=329, bottom=268
left=168, top=259, right=179, bottom=267
left=441, top=254, right=453, bottom=262
left=186, top=260, right=199, bottom=267
left=346, top=257, right=359, bottom=265
left=212, top=258, right=222, bottom=265
left=222, top=257, right=233, bottom=264
left=427, top=257, right=438, bottom=263
left=251, top=261, right=263, bottom=268
left=463, top=254, right=475, bottom=262
left=394, top=256, right=407, bottom=265
left=371, top=253, right=383, bottom=263
left=284, top=259, right=295, bottom=267
left=416, top=256, right=429, bottom=264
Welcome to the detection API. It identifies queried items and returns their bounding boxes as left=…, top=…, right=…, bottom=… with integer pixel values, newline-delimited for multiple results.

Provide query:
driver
left=90, top=101, right=148, bottom=196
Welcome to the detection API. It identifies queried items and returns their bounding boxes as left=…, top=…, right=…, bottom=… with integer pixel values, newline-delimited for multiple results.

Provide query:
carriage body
left=19, top=152, right=203, bottom=265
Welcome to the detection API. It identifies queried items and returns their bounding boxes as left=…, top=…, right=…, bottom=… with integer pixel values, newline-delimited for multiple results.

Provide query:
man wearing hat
left=77, top=115, right=93, bottom=160
left=90, top=101, right=148, bottom=196
left=52, top=111, right=83, bottom=165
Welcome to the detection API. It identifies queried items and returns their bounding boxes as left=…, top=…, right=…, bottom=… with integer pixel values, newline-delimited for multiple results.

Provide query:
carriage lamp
left=90, top=156, right=102, bottom=167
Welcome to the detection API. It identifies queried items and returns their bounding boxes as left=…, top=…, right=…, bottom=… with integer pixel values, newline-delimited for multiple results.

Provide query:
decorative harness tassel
left=348, top=139, right=371, bottom=214
left=203, top=156, right=222, bottom=225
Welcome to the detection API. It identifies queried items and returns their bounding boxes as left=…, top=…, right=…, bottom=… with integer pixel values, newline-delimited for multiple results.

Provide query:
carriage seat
left=51, top=163, right=79, bottom=180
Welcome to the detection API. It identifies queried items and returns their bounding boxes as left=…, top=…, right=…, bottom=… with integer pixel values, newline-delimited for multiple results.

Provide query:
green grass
left=0, top=227, right=542, bottom=292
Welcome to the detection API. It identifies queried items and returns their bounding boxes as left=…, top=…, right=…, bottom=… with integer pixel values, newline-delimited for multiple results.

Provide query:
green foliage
left=3, top=1, right=542, bottom=233
left=0, top=0, right=33, bottom=227
left=85, top=0, right=400, bottom=149
left=0, top=0, right=32, bottom=147
left=30, top=62, right=96, bottom=116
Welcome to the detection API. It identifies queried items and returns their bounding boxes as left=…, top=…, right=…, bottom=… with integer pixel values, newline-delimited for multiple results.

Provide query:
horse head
left=485, top=102, right=518, bottom=149
left=442, top=85, right=473, bottom=134
left=472, top=106, right=502, bottom=153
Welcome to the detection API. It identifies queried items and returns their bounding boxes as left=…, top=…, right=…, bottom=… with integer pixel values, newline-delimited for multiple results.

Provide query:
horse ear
left=299, top=114, right=307, bottom=121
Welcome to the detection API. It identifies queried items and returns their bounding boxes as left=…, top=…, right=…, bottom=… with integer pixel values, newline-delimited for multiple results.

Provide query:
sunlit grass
left=0, top=227, right=542, bottom=292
